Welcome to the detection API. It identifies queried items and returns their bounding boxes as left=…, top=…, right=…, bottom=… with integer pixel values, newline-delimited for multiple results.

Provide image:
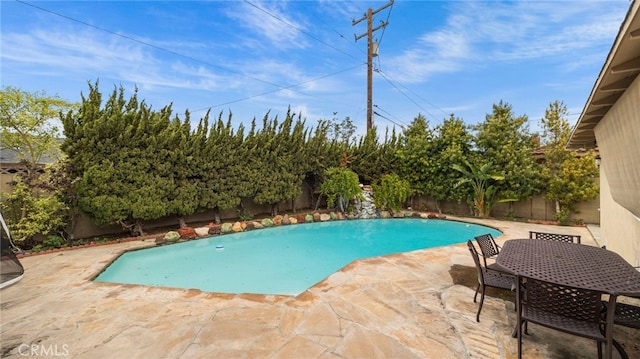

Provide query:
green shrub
left=43, top=235, right=66, bottom=249
left=372, top=173, right=412, bottom=212
left=320, top=167, right=363, bottom=212
left=0, top=179, right=68, bottom=243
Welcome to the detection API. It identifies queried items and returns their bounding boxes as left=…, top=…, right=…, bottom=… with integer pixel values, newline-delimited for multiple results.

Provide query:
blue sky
left=1, top=1, right=631, bottom=138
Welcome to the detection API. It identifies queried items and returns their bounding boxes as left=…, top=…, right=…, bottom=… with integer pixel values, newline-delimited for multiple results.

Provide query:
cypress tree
left=61, top=83, right=180, bottom=235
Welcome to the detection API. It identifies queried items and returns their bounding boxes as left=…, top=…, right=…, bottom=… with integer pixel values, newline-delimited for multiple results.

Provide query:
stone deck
left=1, top=218, right=638, bottom=358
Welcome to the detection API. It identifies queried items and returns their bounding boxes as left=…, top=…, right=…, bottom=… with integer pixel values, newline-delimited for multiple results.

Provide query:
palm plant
left=452, top=161, right=504, bottom=217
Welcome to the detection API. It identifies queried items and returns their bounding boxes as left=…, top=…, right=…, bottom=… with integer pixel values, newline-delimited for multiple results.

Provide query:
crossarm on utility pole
left=352, top=0, right=393, bottom=132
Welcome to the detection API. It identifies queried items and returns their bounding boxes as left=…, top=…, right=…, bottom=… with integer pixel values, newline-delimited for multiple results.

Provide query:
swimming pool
left=95, top=219, right=501, bottom=295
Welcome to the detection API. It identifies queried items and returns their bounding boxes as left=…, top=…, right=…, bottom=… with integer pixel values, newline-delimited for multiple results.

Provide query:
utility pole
left=353, top=0, right=393, bottom=132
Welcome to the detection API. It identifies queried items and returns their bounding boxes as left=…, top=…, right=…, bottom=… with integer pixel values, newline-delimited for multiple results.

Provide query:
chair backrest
left=528, top=231, right=581, bottom=244
left=520, top=276, right=605, bottom=325
left=516, top=275, right=617, bottom=358
left=467, top=240, right=485, bottom=286
left=474, top=233, right=499, bottom=267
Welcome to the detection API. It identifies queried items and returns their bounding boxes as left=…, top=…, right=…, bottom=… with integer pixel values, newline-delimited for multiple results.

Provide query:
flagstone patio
left=1, top=218, right=638, bottom=358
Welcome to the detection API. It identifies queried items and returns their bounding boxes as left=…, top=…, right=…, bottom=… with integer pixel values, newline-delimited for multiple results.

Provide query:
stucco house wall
left=568, top=1, right=640, bottom=265
left=594, top=74, right=640, bottom=265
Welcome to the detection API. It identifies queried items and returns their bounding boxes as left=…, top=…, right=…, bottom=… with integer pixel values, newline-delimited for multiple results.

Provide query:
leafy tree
left=1, top=86, right=75, bottom=174
left=474, top=101, right=541, bottom=208
left=396, top=114, right=433, bottom=200
left=372, top=173, right=412, bottom=212
left=62, top=83, right=177, bottom=235
left=325, top=115, right=357, bottom=145
left=452, top=160, right=504, bottom=217
left=350, top=126, right=400, bottom=184
left=396, top=114, right=474, bottom=213
left=249, top=109, right=308, bottom=216
left=199, top=113, right=250, bottom=223
left=0, top=86, right=75, bottom=244
left=427, top=114, right=474, bottom=212
left=303, top=120, right=344, bottom=208
left=539, top=100, right=599, bottom=224
left=320, top=167, right=363, bottom=212
left=0, top=178, right=67, bottom=244
left=160, top=112, right=201, bottom=228
left=199, top=113, right=260, bottom=222
left=44, top=158, right=81, bottom=240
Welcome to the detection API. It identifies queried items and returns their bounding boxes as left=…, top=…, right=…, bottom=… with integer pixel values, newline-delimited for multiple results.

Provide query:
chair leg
left=612, top=339, right=629, bottom=359
left=517, top=319, right=523, bottom=359
left=476, top=286, right=485, bottom=322
left=473, top=284, right=480, bottom=303
left=597, top=341, right=602, bottom=359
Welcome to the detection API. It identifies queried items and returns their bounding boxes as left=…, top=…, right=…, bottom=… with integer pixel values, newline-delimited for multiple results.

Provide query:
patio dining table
left=495, top=239, right=640, bottom=359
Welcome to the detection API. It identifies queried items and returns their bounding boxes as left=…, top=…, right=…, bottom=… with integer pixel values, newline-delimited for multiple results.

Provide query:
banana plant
left=452, top=160, right=504, bottom=217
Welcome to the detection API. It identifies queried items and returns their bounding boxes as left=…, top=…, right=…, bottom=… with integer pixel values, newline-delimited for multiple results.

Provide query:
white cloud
left=384, top=1, right=626, bottom=84
left=2, top=30, right=150, bottom=70
left=1, top=27, right=247, bottom=94
left=224, top=1, right=309, bottom=50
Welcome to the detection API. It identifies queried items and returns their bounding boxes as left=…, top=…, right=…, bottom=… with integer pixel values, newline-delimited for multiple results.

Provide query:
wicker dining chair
left=528, top=231, right=581, bottom=244
left=474, top=233, right=502, bottom=269
left=515, top=275, right=616, bottom=359
left=467, top=240, right=514, bottom=322
left=606, top=297, right=640, bottom=359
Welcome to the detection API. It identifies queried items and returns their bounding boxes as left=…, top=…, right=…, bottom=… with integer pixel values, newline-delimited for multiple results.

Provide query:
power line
left=192, top=64, right=365, bottom=113
left=373, top=104, right=405, bottom=127
left=376, top=1, right=394, bottom=47
left=376, top=70, right=438, bottom=121
left=383, top=70, right=450, bottom=118
left=17, top=0, right=366, bottom=117
left=373, top=111, right=403, bottom=128
left=15, top=0, right=292, bottom=91
left=243, top=0, right=363, bottom=64
left=315, top=14, right=367, bottom=58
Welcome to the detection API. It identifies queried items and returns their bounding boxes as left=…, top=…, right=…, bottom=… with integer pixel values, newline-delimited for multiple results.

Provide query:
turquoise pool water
left=95, top=219, right=500, bottom=295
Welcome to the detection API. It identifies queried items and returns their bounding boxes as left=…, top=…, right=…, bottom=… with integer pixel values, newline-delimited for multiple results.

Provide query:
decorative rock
left=231, top=222, right=243, bottom=232
left=261, top=218, right=274, bottom=227
left=208, top=224, right=221, bottom=235
left=241, top=222, right=247, bottom=230
left=178, top=227, right=197, bottom=240
left=320, top=213, right=331, bottom=222
left=345, top=213, right=358, bottom=220
left=273, top=215, right=283, bottom=226
left=296, top=214, right=306, bottom=223
left=337, top=212, right=345, bottom=220
left=380, top=211, right=391, bottom=218
left=244, top=221, right=255, bottom=231
left=329, top=212, right=338, bottom=220
left=305, top=214, right=314, bottom=222
left=313, top=212, right=321, bottom=222
left=252, top=221, right=264, bottom=229
left=392, top=211, right=404, bottom=218
left=164, top=231, right=180, bottom=242
left=221, top=223, right=233, bottom=233
left=353, top=185, right=378, bottom=219
left=427, top=213, right=438, bottom=219
left=404, top=211, right=413, bottom=217
left=195, top=227, right=210, bottom=237
left=437, top=214, right=447, bottom=219
left=282, top=214, right=290, bottom=225
left=289, top=217, right=297, bottom=224
left=419, top=213, right=430, bottom=219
